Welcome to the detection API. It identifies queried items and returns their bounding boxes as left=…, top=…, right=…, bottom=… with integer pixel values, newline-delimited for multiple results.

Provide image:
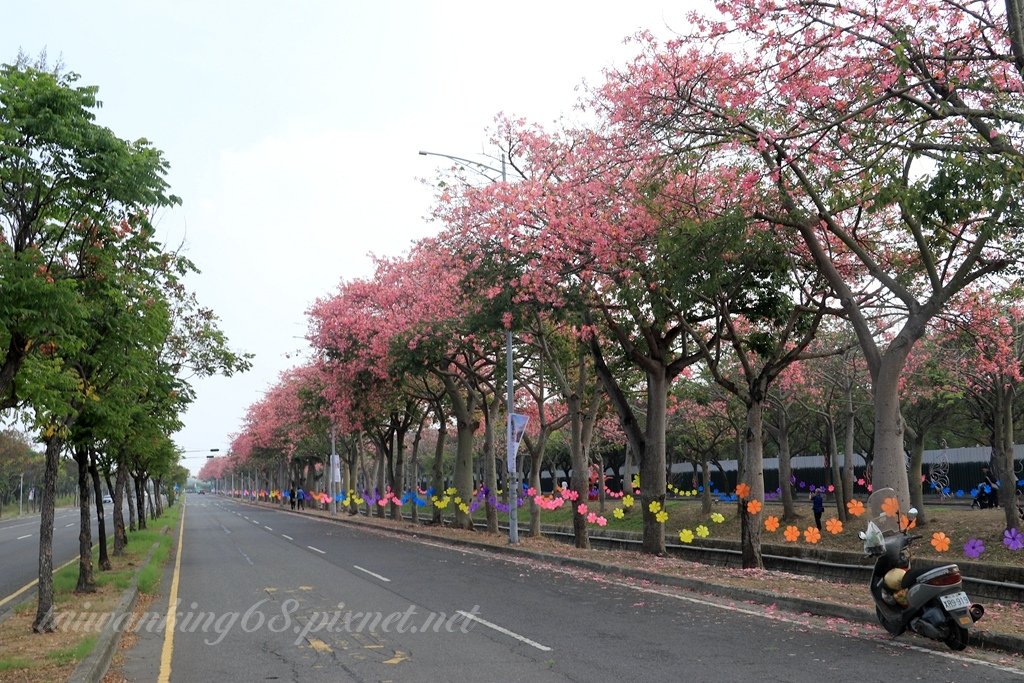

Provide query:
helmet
left=884, top=568, right=906, bottom=591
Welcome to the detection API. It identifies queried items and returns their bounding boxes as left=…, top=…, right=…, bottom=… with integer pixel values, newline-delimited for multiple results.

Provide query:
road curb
left=249, top=500, right=1024, bottom=656
left=66, top=541, right=159, bottom=683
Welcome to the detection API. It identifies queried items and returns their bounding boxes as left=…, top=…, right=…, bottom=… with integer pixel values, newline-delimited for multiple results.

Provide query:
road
left=115, top=495, right=1024, bottom=682
left=0, top=502, right=126, bottom=604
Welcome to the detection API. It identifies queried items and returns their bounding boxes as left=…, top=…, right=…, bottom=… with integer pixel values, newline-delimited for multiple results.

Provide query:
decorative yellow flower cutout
left=679, top=529, right=694, bottom=543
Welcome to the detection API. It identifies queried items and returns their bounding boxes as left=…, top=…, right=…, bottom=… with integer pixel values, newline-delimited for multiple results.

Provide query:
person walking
left=289, top=486, right=296, bottom=510
left=810, top=487, right=825, bottom=531
left=297, top=487, right=306, bottom=511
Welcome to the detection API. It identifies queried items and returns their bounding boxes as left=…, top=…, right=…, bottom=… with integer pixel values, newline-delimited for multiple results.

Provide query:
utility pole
left=19, top=473, right=24, bottom=516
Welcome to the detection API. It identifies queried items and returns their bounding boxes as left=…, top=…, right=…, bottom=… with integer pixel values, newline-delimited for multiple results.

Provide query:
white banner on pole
left=508, top=413, right=529, bottom=472
left=330, top=453, right=341, bottom=484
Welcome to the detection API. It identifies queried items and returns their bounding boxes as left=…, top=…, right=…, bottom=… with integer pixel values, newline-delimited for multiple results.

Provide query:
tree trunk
left=994, top=386, right=1019, bottom=531
left=112, top=466, right=128, bottom=555
left=740, top=399, right=766, bottom=569
left=32, top=435, right=63, bottom=633
left=777, top=405, right=797, bottom=520
left=828, top=418, right=847, bottom=522
left=907, top=425, right=928, bottom=525
left=871, top=348, right=914, bottom=508
left=527, top=435, right=545, bottom=537
left=153, top=478, right=164, bottom=517
left=89, top=453, right=111, bottom=570
left=639, top=371, right=668, bottom=556
left=701, top=459, right=713, bottom=514
left=126, top=475, right=137, bottom=532
left=482, top=396, right=499, bottom=534
left=134, top=476, right=147, bottom=530
left=568, top=392, right=590, bottom=550
left=431, top=415, right=446, bottom=524
left=74, top=446, right=95, bottom=593
left=843, top=387, right=856, bottom=510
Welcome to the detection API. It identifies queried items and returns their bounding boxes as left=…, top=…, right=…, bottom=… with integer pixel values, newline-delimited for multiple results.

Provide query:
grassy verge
left=0, top=501, right=180, bottom=681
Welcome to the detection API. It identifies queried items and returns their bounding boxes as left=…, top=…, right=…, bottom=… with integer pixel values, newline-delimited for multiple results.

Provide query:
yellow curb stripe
left=158, top=499, right=186, bottom=683
left=0, top=556, right=78, bottom=609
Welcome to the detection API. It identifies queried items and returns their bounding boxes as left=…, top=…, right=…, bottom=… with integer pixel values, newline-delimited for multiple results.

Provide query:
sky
left=3, top=1, right=698, bottom=475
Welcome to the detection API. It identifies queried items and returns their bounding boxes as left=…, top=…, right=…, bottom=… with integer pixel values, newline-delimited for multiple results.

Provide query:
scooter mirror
left=858, top=531, right=867, bottom=540
left=908, top=508, right=918, bottom=519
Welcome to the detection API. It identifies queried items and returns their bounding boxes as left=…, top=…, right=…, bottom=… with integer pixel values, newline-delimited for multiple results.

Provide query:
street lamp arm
left=418, top=150, right=506, bottom=182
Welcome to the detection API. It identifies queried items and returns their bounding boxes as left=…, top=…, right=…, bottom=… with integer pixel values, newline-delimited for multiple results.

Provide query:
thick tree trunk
left=32, top=436, right=63, bottom=633
left=568, top=393, right=590, bottom=550
left=994, top=387, right=1019, bottom=531
left=740, top=400, right=766, bottom=569
left=89, top=454, right=110, bottom=570
left=639, top=371, right=668, bottom=556
left=112, top=467, right=128, bottom=555
left=872, top=354, right=913, bottom=508
left=74, top=447, right=95, bottom=593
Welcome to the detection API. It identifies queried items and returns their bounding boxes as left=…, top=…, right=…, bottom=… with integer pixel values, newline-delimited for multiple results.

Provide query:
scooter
left=860, top=488, right=984, bottom=651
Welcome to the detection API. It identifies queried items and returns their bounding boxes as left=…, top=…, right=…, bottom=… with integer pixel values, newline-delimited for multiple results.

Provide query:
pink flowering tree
left=934, top=287, right=1024, bottom=531
left=599, top=0, right=1024, bottom=508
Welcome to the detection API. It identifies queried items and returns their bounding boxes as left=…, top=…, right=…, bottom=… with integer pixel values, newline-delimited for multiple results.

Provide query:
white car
left=102, top=494, right=113, bottom=504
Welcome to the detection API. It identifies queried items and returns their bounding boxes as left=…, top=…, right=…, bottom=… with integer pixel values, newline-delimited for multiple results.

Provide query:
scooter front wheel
left=944, top=624, right=969, bottom=651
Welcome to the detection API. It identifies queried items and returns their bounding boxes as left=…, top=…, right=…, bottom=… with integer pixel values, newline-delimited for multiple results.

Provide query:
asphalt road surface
left=112, top=496, right=1024, bottom=682
left=0, top=502, right=125, bottom=603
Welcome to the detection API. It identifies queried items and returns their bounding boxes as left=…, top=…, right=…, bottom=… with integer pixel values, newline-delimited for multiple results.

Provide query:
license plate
left=940, top=592, right=971, bottom=611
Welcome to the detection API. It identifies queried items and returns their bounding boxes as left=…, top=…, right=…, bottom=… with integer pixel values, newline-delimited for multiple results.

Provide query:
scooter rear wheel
left=876, top=607, right=905, bottom=636
left=945, top=624, right=969, bottom=651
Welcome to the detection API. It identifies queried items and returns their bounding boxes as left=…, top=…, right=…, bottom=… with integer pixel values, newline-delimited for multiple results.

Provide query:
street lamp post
left=418, top=149, right=518, bottom=544
left=19, top=472, right=24, bottom=517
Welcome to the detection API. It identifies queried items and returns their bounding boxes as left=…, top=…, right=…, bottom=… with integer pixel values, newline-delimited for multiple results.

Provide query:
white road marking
left=17, top=534, right=31, bottom=540
left=282, top=534, right=293, bottom=541
left=353, top=565, right=391, bottom=582
left=307, top=545, right=326, bottom=555
left=457, top=611, right=551, bottom=651
left=65, top=523, right=74, bottom=528
left=264, top=526, right=273, bottom=531
left=238, top=548, right=253, bottom=565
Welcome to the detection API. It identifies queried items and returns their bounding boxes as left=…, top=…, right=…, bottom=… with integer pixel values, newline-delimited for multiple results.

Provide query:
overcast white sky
left=3, top=1, right=697, bottom=475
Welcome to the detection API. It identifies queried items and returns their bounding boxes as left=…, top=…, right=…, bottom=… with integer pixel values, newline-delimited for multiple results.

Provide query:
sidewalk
left=243, top=498, right=1024, bottom=657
